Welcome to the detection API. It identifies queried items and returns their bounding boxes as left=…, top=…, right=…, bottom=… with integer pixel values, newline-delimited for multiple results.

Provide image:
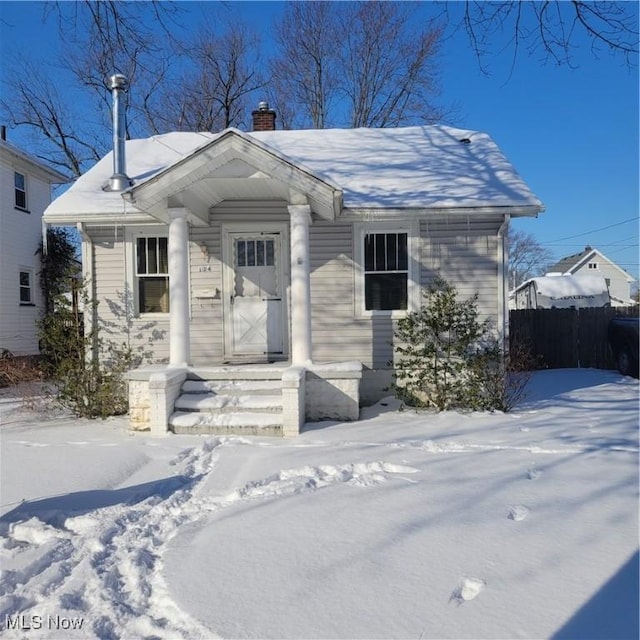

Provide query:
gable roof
left=123, top=128, right=343, bottom=223
left=549, top=246, right=634, bottom=283
left=44, top=124, right=543, bottom=223
left=0, top=139, right=70, bottom=184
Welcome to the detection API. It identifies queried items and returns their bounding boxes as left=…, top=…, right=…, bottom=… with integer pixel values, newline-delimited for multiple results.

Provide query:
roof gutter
left=498, top=214, right=511, bottom=345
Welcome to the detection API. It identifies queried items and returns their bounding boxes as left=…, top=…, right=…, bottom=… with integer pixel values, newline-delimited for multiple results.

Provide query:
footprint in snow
left=527, top=468, right=542, bottom=480
left=508, top=504, right=530, bottom=521
left=450, top=577, right=485, bottom=604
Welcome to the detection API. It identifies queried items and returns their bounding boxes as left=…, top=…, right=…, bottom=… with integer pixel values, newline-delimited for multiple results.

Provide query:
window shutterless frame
left=354, top=221, right=419, bottom=317
left=14, top=171, right=27, bottom=210
left=135, top=236, right=170, bottom=313
left=19, top=269, right=32, bottom=304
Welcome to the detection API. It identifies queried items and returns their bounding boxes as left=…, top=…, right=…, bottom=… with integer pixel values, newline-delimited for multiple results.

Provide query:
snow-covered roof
left=45, top=125, right=543, bottom=220
left=516, top=274, right=609, bottom=297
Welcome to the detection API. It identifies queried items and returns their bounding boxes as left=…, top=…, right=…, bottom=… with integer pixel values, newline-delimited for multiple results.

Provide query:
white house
left=43, top=82, right=543, bottom=436
left=0, top=131, right=69, bottom=355
left=548, top=246, right=635, bottom=307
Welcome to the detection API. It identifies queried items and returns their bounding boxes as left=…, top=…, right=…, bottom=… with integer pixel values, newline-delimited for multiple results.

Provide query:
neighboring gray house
left=548, top=246, right=636, bottom=307
left=0, top=131, right=69, bottom=355
left=43, top=91, right=543, bottom=436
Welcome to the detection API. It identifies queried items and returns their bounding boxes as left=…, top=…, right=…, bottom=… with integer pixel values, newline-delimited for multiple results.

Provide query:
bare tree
left=158, top=22, right=265, bottom=132
left=270, top=1, right=446, bottom=129
left=508, top=228, right=554, bottom=290
left=270, top=2, right=341, bottom=129
left=1, top=1, right=181, bottom=175
left=340, top=2, right=444, bottom=128
left=1, top=57, right=103, bottom=177
left=52, top=0, right=182, bottom=139
left=451, top=1, right=638, bottom=73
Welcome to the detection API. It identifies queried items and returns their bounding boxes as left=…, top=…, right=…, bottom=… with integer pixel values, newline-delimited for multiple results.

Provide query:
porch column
left=288, top=204, right=313, bottom=364
left=168, top=207, right=190, bottom=367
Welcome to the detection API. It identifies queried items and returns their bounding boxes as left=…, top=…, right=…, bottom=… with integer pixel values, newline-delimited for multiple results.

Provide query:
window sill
left=19, top=303, right=36, bottom=307
left=14, top=206, right=31, bottom=214
left=357, top=309, right=410, bottom=320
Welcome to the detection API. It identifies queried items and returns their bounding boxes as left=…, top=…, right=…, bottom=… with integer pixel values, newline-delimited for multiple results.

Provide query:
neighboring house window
left=14, top=171, right=27, bottom=210
left=19, top=269, right=33, bottom=304
left=136, top=237, right=169, bottom=313
left=588, top=262, right=598, bottom=269
left=364, top=232, right=409, bottom=310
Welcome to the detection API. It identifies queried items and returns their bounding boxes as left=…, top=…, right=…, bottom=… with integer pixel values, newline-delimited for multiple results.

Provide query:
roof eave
left=340, top=204, right=543, bottom=220
left=43, top=209, right=155, bottom=226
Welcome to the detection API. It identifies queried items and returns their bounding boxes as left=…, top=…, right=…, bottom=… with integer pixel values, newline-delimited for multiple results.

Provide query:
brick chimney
left=252, top=101, right=276, bottom=131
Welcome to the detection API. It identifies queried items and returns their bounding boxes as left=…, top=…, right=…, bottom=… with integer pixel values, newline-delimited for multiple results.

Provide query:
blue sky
left=1, top=1, right=638, bottom=281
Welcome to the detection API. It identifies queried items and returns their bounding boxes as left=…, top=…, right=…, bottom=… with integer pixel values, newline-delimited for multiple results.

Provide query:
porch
left=127, top=361, right=362, bottom=437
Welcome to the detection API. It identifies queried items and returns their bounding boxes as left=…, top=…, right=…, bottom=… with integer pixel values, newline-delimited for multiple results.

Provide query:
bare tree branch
left=270, top=2, right=341, bottom=129
left=455, top=1, right=638, bottom=72
left=1, top=58, right=104, bottom=177
left=154, top=21, right=265, bottom=132
left=508, top=229, right=555, bottom=290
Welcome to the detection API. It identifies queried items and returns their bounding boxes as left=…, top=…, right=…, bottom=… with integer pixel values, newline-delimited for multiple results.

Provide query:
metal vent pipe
left=108, top=74, right=131, bottom=191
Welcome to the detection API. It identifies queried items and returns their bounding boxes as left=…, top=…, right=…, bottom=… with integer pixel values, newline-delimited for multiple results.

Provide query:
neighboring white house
left=547, top=246, right=636, bottom=307
left=43, top=91, right=544, bottom=436
left=510, top=274, right=611, bottom=310
left=0, top=132, right=69, bottom=355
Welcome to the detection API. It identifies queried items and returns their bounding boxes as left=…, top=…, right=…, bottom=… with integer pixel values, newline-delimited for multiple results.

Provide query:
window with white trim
left=364, top=231, right=409, bottom=311
left=19, top=269, right=33, bottom=304
left=588, top=262, right=598, bottom=269
left=136, top=237, right=169, bottom=313
left=14, top=171, right=27, bottom=210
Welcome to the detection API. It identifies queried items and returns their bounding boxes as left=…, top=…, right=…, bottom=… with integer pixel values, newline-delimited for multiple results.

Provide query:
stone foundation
left=128, top=379, right=151, bottom=431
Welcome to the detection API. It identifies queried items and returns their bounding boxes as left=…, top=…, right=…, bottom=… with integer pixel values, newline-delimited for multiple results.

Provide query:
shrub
left=38, top=284, right=140, bottom=418
left=393, top=276, right=533, bottom=412
left=38, top=229, right=144, bottom=419
left=0, top=351, right=44, bottom=388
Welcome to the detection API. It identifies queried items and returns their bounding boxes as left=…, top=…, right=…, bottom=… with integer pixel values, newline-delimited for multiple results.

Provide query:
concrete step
left=169, top=410, right=283, bottom=436
left=181, top=379, right=283, bottom=396
left=187, top=365, right=287, bottom=382
left=174, top=393, right=283, bottom=413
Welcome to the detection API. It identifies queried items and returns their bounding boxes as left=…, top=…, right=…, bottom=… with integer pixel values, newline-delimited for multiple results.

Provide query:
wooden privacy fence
left=509, top=306, right=639, bottom=370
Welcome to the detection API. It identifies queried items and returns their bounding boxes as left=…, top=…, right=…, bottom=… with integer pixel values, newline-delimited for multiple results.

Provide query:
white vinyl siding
left=420, top=216, right=502, bottom=324
left=88, top=226, right=170, bottom=363
left=189, top=222, right=224, bottom=364
left=306, top=216, right=502, bottom=369
left=0, top=162, right=51, bottom=354
left=84, top=209, right=504, bottom=370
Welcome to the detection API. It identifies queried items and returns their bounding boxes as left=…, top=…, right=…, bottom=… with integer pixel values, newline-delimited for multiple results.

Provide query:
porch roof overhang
left=122, top=129, right=343, bottom=225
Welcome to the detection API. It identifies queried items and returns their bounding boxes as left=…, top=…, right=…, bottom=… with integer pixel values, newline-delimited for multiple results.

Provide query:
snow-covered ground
left=1, top=369, right=638, bottom=639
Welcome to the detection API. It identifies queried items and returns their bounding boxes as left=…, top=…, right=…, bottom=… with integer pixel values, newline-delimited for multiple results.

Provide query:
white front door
left=225, top=231, right=285, bottom=358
